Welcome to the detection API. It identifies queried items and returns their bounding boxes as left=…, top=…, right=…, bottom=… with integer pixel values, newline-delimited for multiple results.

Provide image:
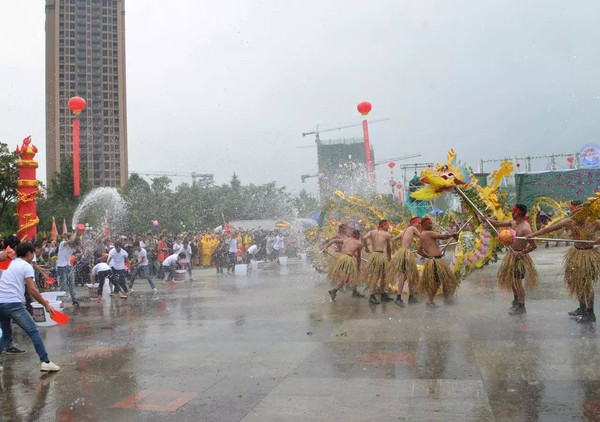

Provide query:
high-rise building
left=45, top=0, right=128, bottom=188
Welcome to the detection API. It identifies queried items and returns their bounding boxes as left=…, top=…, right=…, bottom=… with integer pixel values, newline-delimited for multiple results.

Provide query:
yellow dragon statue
left=411, top=149, right=514, bottom=280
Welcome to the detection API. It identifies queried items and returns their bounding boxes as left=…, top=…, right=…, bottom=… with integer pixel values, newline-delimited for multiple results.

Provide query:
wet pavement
left=2, top=247, right=600, bottom=421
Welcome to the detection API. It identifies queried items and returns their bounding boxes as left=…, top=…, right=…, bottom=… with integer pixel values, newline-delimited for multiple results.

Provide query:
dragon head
left=572, top=192, right=600, bottom=222
left=411, top=149, right=472, bottom=201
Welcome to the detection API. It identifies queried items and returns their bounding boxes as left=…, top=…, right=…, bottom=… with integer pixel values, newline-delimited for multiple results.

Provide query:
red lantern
left=357, top=101, right=372, bottom=116
left=68, top=96, right=86, bottom=115
left=388, top=162, right=396, bottom=169
left=396, top=183, right=402, bottom=189
left=516, top=163, right=521, bottom=168
left=567, top=156, right=574, bottom=163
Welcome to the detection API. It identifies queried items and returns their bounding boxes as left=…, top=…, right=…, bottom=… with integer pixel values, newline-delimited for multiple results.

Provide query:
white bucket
left=102, top=279, right=112, bottom=299
left=250, top=260, right=259, bottom=270
left=278, top=256, right=288, bottom=266
left=31, top=301, right=62, bottom=327
left=299, top=253, right=307, bottom=261
left=174, top=270, right=186, bottom=282
left=86, top=283, right=99, bottom=298
left=41, top=291, right=67, bottom=303
left=235, top=264, right=248, bottom=276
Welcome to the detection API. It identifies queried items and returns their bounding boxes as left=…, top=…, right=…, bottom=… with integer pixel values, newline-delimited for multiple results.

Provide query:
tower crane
left=374, top=153, right=421, bottom=166
left=298, top=118, right=391, bottom=147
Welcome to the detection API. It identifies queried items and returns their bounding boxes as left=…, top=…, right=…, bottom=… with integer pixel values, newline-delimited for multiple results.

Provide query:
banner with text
left=515, top=169, right=600, bottom=207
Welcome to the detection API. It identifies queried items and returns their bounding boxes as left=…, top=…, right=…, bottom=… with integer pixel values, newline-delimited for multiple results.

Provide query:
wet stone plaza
left=3, top=247, right=600, bottom=421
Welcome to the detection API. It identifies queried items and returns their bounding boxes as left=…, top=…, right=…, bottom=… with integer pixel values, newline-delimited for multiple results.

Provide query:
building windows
left=50, top=0, right=125, bottom=187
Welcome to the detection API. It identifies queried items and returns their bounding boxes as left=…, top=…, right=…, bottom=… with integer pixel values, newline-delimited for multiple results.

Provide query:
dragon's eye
left=447, top=172, right=455, bottom=177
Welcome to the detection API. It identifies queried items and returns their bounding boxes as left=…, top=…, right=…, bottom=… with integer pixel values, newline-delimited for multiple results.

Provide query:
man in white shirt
left=107, top=242, right=130, bottom=298
left=273, top=233, right=285, bottom=262
left=56, top=232, right=79, bottom=307
left=129, top=242, right=157, bottom=293
left=0, top=242, right=60, bottom=372
left=91, top=259, right=112, bottom=302
left=172, top=237, right=182, bottom=255
left=247, top=244, right=258, bottom=256
left=175, top=240, right=194, bottom=281
left=2, top=235, right=51, bottom=355
left=0, top=243, right=23, bottom=355
left=227, top=235, right=238, bottom=274
left=246, top=244, right=258, bottom=264
left=162, top=252, right=186, bottom=285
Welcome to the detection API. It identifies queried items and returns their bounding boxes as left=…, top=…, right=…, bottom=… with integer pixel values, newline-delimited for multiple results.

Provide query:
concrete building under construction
left=315, top=138, right=374, bottom=200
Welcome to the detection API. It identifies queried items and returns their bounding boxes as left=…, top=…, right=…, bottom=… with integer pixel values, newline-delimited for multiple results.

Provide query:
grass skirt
left=388, top=247, right=420, bottom=289
left=497, top=252, right=539, bottom=291
left=420, top=258, right=458, bottom=298
left=361, top=252, right=388, bottom=285
left=564, top=247, right=600, bottom=298
left=327, top=254, right=358, bottom=285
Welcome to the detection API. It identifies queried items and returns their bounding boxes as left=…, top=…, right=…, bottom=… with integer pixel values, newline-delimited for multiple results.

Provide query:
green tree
left=293, top=189, right=320, bottom=218
left=121, top=173, right=153, bottom=233
left=120, top=172, right=298, bottom=233
left=242, top=182, right=293, bottom=220
left=37, top=157, right=90, bottom=231
left=0, top=142, right=19, bottom=233
left=48, top=158, right=90, bottom=201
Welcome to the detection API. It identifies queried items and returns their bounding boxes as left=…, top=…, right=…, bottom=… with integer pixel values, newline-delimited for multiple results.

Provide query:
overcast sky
left=1, top=0, right=600, bottom=195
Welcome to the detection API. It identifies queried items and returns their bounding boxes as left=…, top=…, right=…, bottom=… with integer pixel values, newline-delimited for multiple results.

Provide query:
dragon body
left=411, top=150, right=514, bottom=280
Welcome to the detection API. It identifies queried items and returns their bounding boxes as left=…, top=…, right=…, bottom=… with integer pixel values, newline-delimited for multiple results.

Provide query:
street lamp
left=388, top=162, right=396, bottom=195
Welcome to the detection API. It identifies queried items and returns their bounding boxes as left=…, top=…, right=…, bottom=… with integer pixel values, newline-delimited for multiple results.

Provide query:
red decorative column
left=357, top=101, right=374, bottom=185
left=15, top=136, right=40, bottom=240
left=68, top=96, right=86, bottom=196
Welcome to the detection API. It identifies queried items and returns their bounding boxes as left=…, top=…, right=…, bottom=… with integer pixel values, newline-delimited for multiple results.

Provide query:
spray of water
left=71, top=187, right=128, bottom=234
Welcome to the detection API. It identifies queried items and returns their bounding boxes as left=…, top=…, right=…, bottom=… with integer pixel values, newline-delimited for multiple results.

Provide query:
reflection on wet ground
left=2, top=247, right=600, bottom=421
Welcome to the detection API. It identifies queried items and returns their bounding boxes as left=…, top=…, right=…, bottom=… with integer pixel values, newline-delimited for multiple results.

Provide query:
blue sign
left=580, top=144, right=600, bottom=168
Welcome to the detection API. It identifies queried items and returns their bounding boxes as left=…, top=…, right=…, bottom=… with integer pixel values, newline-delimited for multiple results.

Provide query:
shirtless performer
left=486, top=204, right=538, bottom=316
left=418, top=218, right=458, bottom=308
left=325, top=224, right=349, bottom=253
left=388, top=217, right=422, bottom=307
left=361, top=220, right=392, bottom=305
left=322, top=229, right=363, bottom=301
left=528, top=200, right=600, bottom=323
left=322, top=224, right=348, bottom=274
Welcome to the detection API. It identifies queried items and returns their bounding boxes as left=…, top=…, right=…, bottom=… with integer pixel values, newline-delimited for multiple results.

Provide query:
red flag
left=222, top=213, right=233, bottom=235
left=51, top=217, right=58, bottom=241
left=62, top=219, right=68, bottom=236
left=0, top=246, right=15, bottom=270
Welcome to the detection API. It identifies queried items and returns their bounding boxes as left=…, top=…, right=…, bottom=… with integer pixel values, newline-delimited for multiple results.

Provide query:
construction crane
left=374, top=153, right=421, bottom=166
left=299, top=118, right=391, bottom=147
left=130, top=171, right=214, bottom=186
